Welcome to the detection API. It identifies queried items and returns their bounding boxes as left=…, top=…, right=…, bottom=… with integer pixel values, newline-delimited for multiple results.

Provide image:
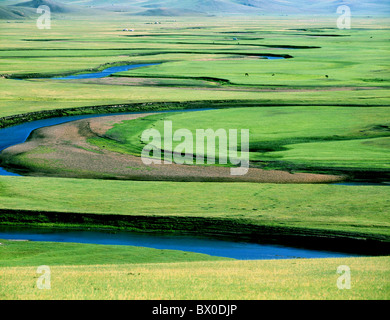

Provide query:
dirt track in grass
left=0, top=114, right=345, bottom=183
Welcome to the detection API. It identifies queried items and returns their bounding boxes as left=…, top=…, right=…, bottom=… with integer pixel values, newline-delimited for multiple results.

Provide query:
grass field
left=0, top=14, right=389, bottom=301
left=1, top=17, right=389, bottom=120
left=0, top=239, right=231, bottom=267
left=0, top=176, right=389, bottom=238
left=92, top=106, right=390, bottom=173
left=1, top=243, right=388, bottom=300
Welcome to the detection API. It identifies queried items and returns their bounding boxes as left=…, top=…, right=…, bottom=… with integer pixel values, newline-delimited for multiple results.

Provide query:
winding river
left=0, top=60, right=287, bottom=176
left=48, top=56, right=285, bottom=81
left=51, top=63, right=161, bottom=80
left=0, top=62, right=386, bottom=260
left=0, top=110, right=388, bottom=185
left=0, top=111, right=378, bottom=259
left=0, top=111, right=382, bottom=259
left=0, top=226, right=362, bottom=260
left=0, top=109, right=210, bottom=176
left=50, top=58, right=285, bottom=80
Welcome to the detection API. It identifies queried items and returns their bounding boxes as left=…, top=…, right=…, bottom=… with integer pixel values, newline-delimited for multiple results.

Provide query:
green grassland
left=1, top=17, right=389, bottom=121
left=92, top=106, right=390, bottom=173
left=1, top=249, right=388, bottom=300
left=0, top=176, right=389, bottom=238
left=0, top=15, right=389, bottom=300
left=2, top=78, right=387, bottom=120
left=0, top=239, right=231, bottom=267
left=117, top=36, right=389, bottom=88
left=2, top=17, right=389, bottom=89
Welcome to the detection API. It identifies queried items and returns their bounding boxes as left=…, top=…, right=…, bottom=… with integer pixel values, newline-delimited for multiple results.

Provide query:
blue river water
left=51, top=63, right=161, bottom=80
left=0, top=109, right=212, bottom=177
left=0, top=226, right=362, bottom=260
left=0, top=59, right=285, bottom=176
left=0, top=62, right=382, bottom=260
left=50, top=59, right=284, bottom=79
left=0, top=106, right=362, bottom=260
left=264, top=56, right=286, bottom=60
left=0, top=108, right=388, bottom=187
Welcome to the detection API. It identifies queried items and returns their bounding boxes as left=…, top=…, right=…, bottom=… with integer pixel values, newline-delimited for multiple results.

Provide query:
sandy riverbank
left=0, top=113, right=345, bottom=183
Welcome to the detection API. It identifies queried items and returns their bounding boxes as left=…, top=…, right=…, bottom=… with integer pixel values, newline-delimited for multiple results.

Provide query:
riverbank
left=0, top=208, right=389, bottom=256
left=0, top=100, right=223, bottom=129
left=0, top=175, right=389, bottom=256
left=1, top=15, right=389, bottom=301
left=1, top=177, right=388, bottom=237
left=1, top=103, right=388, bottom=182
left=4, top=100, right=388, bottom=129
left=0, top=225, right=360, bottom=260
left=0, top=113, right=345, bottom=183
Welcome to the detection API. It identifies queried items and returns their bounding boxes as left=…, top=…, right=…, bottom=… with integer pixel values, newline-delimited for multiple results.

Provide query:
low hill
left=3, top=0, right=389, bottom=17
left=0, top=6, right=33, bottom=19
left=136, top=7, right=207, bottom=16
left=6, top=0, right=112, bottom=17
left=139, top=0, right=262, bottom=15
left=13, top=0, right=82, bottom=13
left=69, top=0, right=390, bottom=15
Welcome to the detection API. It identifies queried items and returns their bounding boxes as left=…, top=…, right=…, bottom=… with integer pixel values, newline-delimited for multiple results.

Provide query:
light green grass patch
left=92, top=106, right=390, bottom=171
left=0, top=256, right=389, bottom=300
left=0, top=176, right=389, bottom=237
left=0, top=239, right=231, bottom=267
